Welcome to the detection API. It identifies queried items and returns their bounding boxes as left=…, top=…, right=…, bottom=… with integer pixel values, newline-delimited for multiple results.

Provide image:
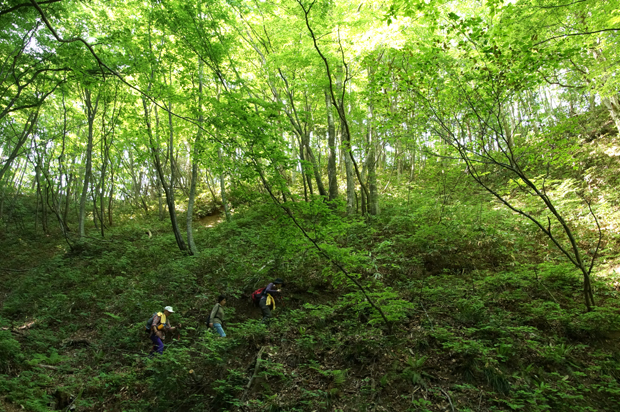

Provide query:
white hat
left=164, top=306, right=174, bottom=313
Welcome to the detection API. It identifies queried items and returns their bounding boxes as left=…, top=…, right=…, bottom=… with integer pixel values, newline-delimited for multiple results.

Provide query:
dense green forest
left=2, top=0, right=620, bottom=410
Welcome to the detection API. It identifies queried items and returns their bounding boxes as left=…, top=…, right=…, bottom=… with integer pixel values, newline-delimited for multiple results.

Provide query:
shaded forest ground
left=3, top=133, right=620, bottom=411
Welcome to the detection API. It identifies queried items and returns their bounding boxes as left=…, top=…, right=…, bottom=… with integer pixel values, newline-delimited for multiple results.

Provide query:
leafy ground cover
left=2, top=182, right=620, bottom=411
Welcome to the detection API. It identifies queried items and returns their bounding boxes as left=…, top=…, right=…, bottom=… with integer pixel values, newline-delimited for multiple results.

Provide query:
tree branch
left=534, top=28, right=620, bottom=46
left=0, top=0, right=62, bottom=17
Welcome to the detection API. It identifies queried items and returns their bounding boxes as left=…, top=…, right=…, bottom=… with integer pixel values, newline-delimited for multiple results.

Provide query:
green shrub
left=0, top=325, right=22, bottom=373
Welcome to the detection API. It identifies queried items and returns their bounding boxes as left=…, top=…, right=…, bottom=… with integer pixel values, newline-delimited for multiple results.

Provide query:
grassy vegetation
left=3, top=165, right=620, bottom=411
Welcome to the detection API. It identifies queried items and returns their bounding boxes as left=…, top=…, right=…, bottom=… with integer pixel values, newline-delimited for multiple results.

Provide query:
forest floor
left=2, top=191, right=620, bottom=411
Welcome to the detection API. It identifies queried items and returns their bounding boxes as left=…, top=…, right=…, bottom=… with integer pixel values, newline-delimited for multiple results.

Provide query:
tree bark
left=163, top=101, right=187, bottom=252
left=303, top=132, right=327, bottom=197
left=186, top=161, right=198, bottom=255
left=0, top=111, right=38, bottom=183
left=343, top=123, right=355, bottom=215
left=63, top=164, right=74, bottom=227
left=603, top=95, right=620, bottom=133
left=78, top=88, right=99, bottom=239
left=219, top=149, right=231, bottom=222
left=186, top=58, right=204, bottom=256
left=334, top=70, right=355, bottom=214
left=326, top=88, right=339, bottom=200
left=107, top=167, right=114, bottom=227
left=34, top=162, right=41, bottom=233
left=367, top=102, right=379, bottom=216
left=144, top=93, right=187, bottom=252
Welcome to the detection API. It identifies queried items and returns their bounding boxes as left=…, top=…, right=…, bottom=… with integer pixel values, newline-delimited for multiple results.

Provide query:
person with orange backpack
left=258, top=278, right=284, bottom=324
left=147, top=306, right=177, bottom=355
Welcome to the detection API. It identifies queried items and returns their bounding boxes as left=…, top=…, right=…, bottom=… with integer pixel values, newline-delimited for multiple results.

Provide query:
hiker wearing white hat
left=149, top=306, right=177, bottom=355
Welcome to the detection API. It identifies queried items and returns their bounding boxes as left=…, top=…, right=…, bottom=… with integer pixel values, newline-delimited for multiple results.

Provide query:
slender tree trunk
left=204, top=169, right=218, bottom=200
left=396, top=141, right=402, bottom=184
left=92, top=174, right=102, bottom=231
left=361, top=164, right=367, bottom=216
left=63, top=168, right=74, bottom=227
left=186, top=162, right=198, bottom=255
left=335, top=73, right=355, bottom=214
left=78, top=88, right=99, bottom=239
left=41, top=186, right=48, bottom=234
left=128, top=151, right=148, bottom=215
left=326, top=89, right=338, bottom=201
left=34, top=162, right=41, bottom=233
left=219, top=149, right=231, bottom=222
left=143, top=97, right=187, bottom=252
left=0, top=184, right=4, bottom=221
left=298, top=141, right=314, bottom=197
left=603, top=95, right=620, bottom=133
left=0, top=111, right=38, bottom=183
left=303, top=133, right=327, bottom=197
left=107, top=167, right=114, bottom=227
left=166, top=102, right=187, bottom=251
left=186, top=59, right=204, bottom=256
left=299, top=142, right=309, bottom=201
left=14, top=157, right=27, bottom=194
left=343, top=132, right=355, bottom=215
left=409, top=142, right=416, bottom=181
left=92, top=197, right=99, bottom=230
left=155, top=169, right=164, bottom=220
left=367, top=104, right=379, bottom=216
left=100, top=147, right=108, bottom=237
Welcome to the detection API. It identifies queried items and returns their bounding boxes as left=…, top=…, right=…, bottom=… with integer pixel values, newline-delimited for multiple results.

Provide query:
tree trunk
left=299, top=141, right=310, bottom=201
left=603, top=95, right=620, bottom=134
left=303, top=133, right=327, bottom=197
left=361, top=164, right=367, bottom=216
left=107, top=168, right=114, bottom=227
left=164, top=101, right=188, bottom=252
left=186, top=58, right=204, bottom=256
left=335, top=72, right=355, bottom=214
left=204, top=169, right=218, bottom=201
left=367, top=100, right=379, bottom=216
left=92, top=173, right=103, bottom=231
left=78, top=88, right=99, bottom=239
left=34, top=162, right=41, bottom=233
left=343, top=131, right=355, bottom=215
left=42, top=182, right=49, bottom=234
left=99, top=139, right=109, bottom=237
left=155, top=168, right=164, bottom=220
left=219, top=148, right=231, bottom=222
left=143, top=96, right=187, bottom=251
left=326, top=89, right=338, bottom=201
left=186, top=162, right=198, bottom=255
left=128, top=150, right=148, bottom=215
left=63, top=167, right=74, bottom=227
left=299, top=142, right=314, bottom=197
left=396, top=141, right=402, bottom=184
left=0, top=111, right=38, bottom=183
left=410, top=143, right=416, bottom=182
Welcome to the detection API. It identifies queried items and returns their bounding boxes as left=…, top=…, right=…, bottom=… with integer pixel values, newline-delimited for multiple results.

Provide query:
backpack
left=145, top=312, right=158, bottom=333
left=205, top=304, right=220, bottom=327
left=251, top=287, right=266, bottom=306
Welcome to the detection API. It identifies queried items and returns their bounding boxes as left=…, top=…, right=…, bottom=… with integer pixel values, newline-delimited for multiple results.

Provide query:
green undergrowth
left=2, top=187, right=620, bottom=411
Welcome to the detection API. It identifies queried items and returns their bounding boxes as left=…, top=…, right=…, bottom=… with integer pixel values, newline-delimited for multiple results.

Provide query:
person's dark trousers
left=259, top=296, right=271, bottom=323
left=150, top=334, right=164, bottom=355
